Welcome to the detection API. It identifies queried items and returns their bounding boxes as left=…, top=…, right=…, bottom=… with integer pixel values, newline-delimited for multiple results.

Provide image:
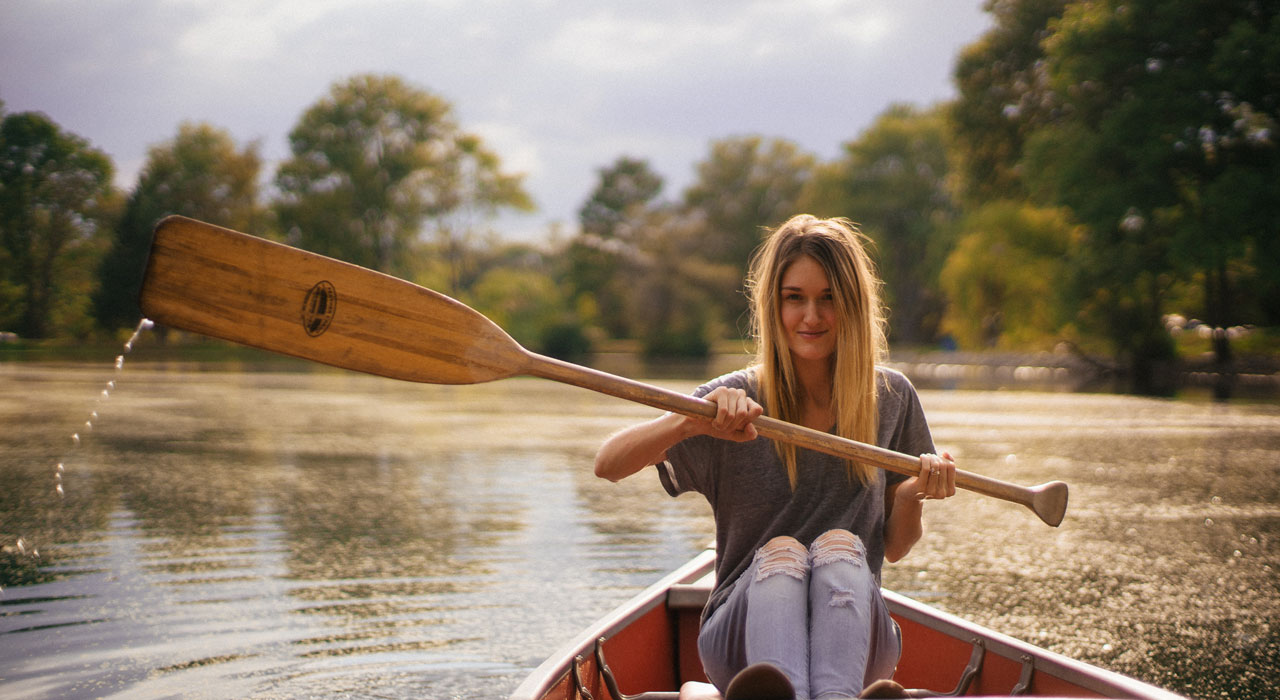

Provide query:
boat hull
left=510, top=549, right=1183, bottom=700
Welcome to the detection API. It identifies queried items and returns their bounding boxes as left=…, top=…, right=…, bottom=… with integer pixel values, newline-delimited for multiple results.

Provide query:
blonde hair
left=746, top=214, right=888, bottom=488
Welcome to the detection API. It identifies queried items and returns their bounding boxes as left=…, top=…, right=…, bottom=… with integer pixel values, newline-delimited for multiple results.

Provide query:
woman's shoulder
left=875, top=365, right=920, bottom=402
left=695, top=367, right=759, bottom=398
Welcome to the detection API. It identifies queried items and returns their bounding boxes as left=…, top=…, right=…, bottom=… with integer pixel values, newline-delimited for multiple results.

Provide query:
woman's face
left=779, top=254, right=837, bottom=364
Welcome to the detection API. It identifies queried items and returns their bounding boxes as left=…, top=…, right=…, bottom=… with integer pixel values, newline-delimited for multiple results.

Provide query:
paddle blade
left=139, top=216, right=531, bottom=385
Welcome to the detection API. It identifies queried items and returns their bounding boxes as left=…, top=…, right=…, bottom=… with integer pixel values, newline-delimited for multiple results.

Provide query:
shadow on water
left=1, top=355, right=1277, bottom=699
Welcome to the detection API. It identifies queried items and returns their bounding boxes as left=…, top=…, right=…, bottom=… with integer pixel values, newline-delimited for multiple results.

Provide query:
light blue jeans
left=697, top=530, right=901, bottom=700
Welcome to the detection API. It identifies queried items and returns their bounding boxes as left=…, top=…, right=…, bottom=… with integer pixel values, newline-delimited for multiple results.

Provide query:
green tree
left=682, top=136, right=816, bottom=335
left=940, top=200, right=1077, bottom=348
left=578, top=155, right=664, bottom=239
left=0, top=111, right=115, bottom=338
left=802, top=104, right=956, bottom=344
left=274, top=74, right=531, bottom=282
left=1026, top=0, right=1280, bottom=393
left=94, top=122, right=261, bottom=332
left=949, top=0, right=1070, bottom=205
left=567, top=156, right=667, bottom=339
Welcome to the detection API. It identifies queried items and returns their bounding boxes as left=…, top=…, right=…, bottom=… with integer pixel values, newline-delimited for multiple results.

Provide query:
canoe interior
left=510, top=549, right=1183, bottom=700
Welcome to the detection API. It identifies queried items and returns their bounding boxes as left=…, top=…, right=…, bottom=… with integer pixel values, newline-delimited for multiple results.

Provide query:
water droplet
left=1233, top=550, right=1242, bottom=557
left=107, top=380, right=116, bottom=390
left=123, top=341, right=133, bottom=352
left=1005, top=454, right=1018, bottom=466
left=1211, top=496, right=1222, bottom=505
left=101, top=389, right=110, bottom=399
left=84, top=420, right=93, bottom=432
left=71, top=433, right=81, bottom=446
left=56, top=484, right=64, bottom=497
left=90, top=411, right=98, bottom=420
left=115, top=355, right=125, bottom=370
left=1205, top=518, right=1214, bottom=526
left=16, top=538, right=26, bottom=554
left=140, top=318, right=155, bottom=330
left=56, top=463, right=65, bottom=473
left=1102, top=643, right=1114, bottom=653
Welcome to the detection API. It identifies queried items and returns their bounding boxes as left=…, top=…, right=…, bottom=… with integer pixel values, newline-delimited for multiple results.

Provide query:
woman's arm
left=883, top=452, right=955, bottom=562
left=593, top=386, right=763, bottom=482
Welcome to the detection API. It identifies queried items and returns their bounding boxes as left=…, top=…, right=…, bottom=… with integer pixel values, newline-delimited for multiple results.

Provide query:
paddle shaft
left=525, top=353, right=1063, bottom=523
left=139, top=216, right=1067, bottom=527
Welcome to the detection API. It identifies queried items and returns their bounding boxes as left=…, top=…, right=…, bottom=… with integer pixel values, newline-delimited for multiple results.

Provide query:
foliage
left=566, top=156, right=667, bottom=339
left=563, top=140, right=811, bottom=357
left=949, top=0, right=1070, bottom=205
left=939, top=200, right=1077, bottom=348
left=0, top=110, right=116, bottom=338
left=274, top=74, right=532, bottom=282
left=682, top=136, right=816, bottom=333
left=1023, top=0, right=1280, bottom=391
left=94, top=122, right=262, bottom=332
left=802, top=104, right=956, bottom=344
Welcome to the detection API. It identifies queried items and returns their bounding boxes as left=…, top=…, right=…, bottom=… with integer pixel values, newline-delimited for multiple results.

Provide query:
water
left=2, top=361, right=1277, bottom=699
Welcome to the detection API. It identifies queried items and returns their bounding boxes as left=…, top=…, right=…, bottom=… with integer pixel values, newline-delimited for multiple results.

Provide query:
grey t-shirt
left=657, top=366, right=935, bottom=616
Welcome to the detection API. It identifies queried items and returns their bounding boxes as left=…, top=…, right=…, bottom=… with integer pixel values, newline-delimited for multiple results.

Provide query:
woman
left=594, top=215, right=956, bottom=700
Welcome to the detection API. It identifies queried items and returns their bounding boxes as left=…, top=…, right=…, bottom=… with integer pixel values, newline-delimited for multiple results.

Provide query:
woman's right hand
left=698, top=386, right=764, bottom=442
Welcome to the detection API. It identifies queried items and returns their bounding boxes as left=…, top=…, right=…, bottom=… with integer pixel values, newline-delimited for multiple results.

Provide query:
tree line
left=2, top=0, right=1277, bottom=394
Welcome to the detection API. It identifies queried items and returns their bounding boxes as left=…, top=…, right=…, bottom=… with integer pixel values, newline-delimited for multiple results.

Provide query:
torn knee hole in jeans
left=828, top=586, right=861, bottom=608
left=755, top=539, right=808, bottom=582
left=810, top=531, right=868, bottom=569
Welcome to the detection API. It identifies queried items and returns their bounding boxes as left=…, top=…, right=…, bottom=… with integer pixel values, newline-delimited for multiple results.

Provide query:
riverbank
left=3, top=333, right=1277, bottom=400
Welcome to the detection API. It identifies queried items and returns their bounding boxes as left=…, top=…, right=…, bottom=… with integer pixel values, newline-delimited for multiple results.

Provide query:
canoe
left=510, top=548, right=1184, bottom=700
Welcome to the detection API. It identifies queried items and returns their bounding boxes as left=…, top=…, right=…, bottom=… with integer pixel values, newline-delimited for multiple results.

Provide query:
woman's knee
left=754, top=536, right=808, bottom=581
left=810, top=529, right=868, bottom=569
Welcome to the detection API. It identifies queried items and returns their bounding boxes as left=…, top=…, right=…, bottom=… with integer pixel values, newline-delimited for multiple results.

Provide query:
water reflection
left=1, top=363, right=1276, bottom=699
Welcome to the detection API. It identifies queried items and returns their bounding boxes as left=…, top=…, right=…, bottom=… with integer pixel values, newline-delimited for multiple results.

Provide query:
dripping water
left=8, top=318, right=156, bottom=572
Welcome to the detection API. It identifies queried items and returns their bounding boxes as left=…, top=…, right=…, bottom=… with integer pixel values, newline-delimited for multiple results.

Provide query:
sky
left=0, top=0, right=993, bottom=243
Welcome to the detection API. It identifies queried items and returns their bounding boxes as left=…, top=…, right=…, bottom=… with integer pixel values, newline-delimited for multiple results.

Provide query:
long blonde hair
left=746, top=214, right=888, bottom=488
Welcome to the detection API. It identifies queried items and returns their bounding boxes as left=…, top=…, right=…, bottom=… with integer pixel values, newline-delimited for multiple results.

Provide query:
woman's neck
left=793, top=356, right=834, bottom=430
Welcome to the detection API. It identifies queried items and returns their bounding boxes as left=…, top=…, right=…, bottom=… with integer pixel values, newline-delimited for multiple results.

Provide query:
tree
left=940, top=200, right=1077, bottom=349
left=94, top=122, right=261, bottom=332
left=802, top=105, right=956, bottom=344
left=578, top=155, right=664, bottom=239
left=274, top=74, right=531, bottom=282
left=1026, top=0, right=1280, bottom=393
left=682, top=136, right=816, bottom=335
left=566, top=156, right=667, bottom=339
left=948, top=0, right=1070, bottom=205
left=0, top=111, right=115, bottom=338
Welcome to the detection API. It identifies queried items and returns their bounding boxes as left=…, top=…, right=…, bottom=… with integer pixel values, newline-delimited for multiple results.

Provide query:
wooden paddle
left=139, top=216, right=1068, bottom=527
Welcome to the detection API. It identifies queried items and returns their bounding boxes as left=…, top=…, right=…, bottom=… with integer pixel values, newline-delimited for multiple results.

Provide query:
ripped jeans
left=697, top=530, right=901, bottom=700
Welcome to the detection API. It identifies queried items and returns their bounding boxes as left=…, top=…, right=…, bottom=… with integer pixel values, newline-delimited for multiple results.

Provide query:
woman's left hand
left=904, top=452, right=956, bottom=502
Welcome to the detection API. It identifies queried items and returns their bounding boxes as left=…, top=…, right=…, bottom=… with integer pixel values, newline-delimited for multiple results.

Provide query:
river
left=1, top=359, right=1277, bottom=699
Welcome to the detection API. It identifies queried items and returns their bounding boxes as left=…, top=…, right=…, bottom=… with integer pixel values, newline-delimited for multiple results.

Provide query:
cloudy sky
left=1, top=0, right=992, bottom=242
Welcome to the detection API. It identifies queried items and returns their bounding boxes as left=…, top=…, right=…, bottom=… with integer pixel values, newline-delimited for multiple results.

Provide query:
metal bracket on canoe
left=1010, top=654, right=1035, bottom=696
left=571, top=654, right=595, bottom=700
left=945, top=637, right=986, bottom=697
left=595, top=637, right=680, bottom=700
left=908, top=637, right=985, bottom=698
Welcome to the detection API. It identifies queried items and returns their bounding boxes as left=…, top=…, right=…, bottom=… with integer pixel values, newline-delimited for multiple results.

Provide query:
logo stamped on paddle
left=301, top=281, right=337, bottom=337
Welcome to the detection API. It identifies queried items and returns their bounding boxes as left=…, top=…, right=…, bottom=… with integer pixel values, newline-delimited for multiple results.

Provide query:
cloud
left=1, top=0, right=991, bottom=242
